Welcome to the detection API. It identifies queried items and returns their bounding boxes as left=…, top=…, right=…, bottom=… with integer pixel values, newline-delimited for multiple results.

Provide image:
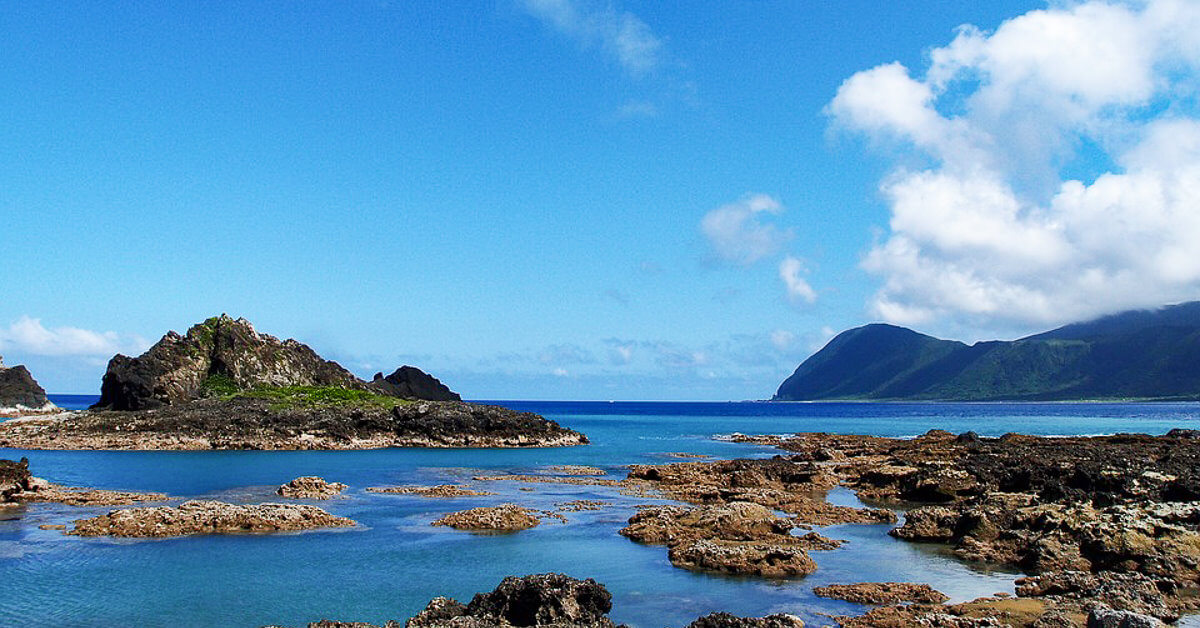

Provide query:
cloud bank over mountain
left=831, top=0, right=1200, bottom=329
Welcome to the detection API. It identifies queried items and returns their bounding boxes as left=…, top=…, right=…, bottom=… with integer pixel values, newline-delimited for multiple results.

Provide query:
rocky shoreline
left=0, top=397, right=587, bottom=450
left=68, top=500, right=357, bottom=537
left=617, top=430, right=1200, bottom=625
left=1, top=458, right=167, bottom=507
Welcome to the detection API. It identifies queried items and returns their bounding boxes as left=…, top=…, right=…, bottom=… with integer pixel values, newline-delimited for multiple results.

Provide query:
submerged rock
left=69, top=500, right=356, bottom=537
left=277, top=477, right=347, bottom=500
left=432, top=504, right=542, bottom=531
left=368, top=366, right=460, bottom=402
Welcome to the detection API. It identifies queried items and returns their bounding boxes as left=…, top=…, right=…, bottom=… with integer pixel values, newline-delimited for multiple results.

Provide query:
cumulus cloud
left=520, top=0, right=663, bottom=76
left=0, top=316, right=147, bottom=357
left=830, top=0, right=1200, bottom=328
left=779, top=256, right=818, bottom=304
left=701, top=194, right=793, bottom=266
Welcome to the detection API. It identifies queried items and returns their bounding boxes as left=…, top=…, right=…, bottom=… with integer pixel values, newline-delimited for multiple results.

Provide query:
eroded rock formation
left=432, top=504, right=543, bottom=531
left=277, top=477, right=347, bottom=500
left=0, top=356, right=54, bottom=414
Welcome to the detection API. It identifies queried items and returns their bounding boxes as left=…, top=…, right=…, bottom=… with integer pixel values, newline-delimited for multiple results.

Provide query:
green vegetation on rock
left=198, top=373, right=240, bottom=397
left=234, top=385, right=410, bottom=410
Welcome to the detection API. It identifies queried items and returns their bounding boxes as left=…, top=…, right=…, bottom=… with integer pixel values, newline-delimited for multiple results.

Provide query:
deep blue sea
left=4, top=397, right=1200, bottom=627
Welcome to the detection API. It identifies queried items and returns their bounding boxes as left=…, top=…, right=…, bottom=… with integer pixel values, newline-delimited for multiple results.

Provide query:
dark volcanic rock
left=407, top=573, right=619, bottom=628
left=0, top=360, right=51, bottom=410
left=0, top=397, right=588, bottom=450
left=685, top=613, right=805, bottom=628
left=369, top=366, right=461, bottom=402
left=94, top=315, right=361, bottom=410
left=0, top=458, right=32, bottom=503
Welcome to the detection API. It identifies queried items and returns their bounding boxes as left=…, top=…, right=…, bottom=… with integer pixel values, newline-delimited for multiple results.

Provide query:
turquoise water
left=3, top=398, right=1199, bottom=627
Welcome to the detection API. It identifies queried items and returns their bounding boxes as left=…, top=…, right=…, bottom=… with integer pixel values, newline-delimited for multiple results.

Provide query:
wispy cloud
left=830, top=0, right=1200, bottom=328
left=519, top=0, right=663, bottom=77
left=779, top=256, right=817, bottom=304
left=0, top=316, right=148, bottom=358
left=701, top=194, right=793, bottom=266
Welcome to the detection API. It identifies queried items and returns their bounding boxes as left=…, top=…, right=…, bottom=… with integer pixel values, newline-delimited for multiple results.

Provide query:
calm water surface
left=3, top=398, right=1199, bottom=627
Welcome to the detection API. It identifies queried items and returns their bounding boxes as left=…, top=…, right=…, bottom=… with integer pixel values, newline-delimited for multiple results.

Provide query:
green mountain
left=773, top=302, right=1200, bottom=401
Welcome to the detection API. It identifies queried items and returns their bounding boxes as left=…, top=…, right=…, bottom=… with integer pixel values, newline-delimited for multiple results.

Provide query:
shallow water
left=2, top=398, right=1199, bottom=627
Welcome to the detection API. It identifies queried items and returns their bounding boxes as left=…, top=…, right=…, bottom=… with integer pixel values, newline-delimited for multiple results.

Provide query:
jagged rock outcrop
left=0, top=458, right=32, bottom=504
left=0, top=357, right=54, bottom=412
left=94, top=315, right=361, bottom=410
left=407, top=574, right=620, bottom=628
left=368, top=366, right=461, bottom=402
left=277, top=476, right=347, bottom=499
left=68, top=500, right=356, bottom=537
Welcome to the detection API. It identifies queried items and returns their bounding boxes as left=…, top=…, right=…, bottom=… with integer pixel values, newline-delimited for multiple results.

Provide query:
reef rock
left=94, top=315, right=361, bottom=410
left=2, top=458, right=165, bottom=506
left=0, top=358, right=55, bottom=414
left=69, top=500, right=356, bottom=537
left=368, top=366, right=461, bottom=402
left=432, top=504, right=542, bottom=531
left=620, top=502, right=838, bottom=577
left=367, top=485, right=494, bottom=497
left=277, top=477, right=347, bottom=500
left=813, top=582, right=949, bottom=605
left=0, top=458, right=32, bottom=504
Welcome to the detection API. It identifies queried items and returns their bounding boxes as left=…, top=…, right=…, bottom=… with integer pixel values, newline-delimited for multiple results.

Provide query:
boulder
left=369, top=366, right=461, bottom=402
left=1087, top=607, right=1163, bottom=628
left=0, top=361, right=52, bottom=411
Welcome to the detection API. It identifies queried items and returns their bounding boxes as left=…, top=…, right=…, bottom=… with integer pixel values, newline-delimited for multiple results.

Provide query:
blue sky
left=3, top=1, right=1199, bottom=399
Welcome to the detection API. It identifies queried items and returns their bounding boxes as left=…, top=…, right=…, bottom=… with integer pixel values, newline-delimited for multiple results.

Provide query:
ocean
left=3, top=397, right=1200, bottom=627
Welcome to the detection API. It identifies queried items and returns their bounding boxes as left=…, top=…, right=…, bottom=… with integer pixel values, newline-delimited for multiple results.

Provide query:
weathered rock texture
left=69, top=500, right=356, bottom=537
left=368, top=366, right=461, bottom=402
left=277, top=477, right=347, bottom=500
left=619, top=501, right=843, bottom=577
left=94, top=315, right=361, bottom=411
left=0, top=358, right=55, bottom=414
left=813, top=583, right=949, bottom=605
left=1, top=458, right=166, bottom=506
left=0, top=397, right=587, bottom=450
left=432, top=504, right=543, bottom=531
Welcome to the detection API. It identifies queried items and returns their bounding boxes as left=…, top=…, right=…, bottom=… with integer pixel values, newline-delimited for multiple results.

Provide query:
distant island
left=774, top=302, right=1200, bottom=402
left=0, top=315, right=586, bottom=449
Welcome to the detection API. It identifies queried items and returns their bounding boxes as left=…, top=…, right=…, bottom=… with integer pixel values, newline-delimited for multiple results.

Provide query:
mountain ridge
left=774, top=303, right=1200, bottom=401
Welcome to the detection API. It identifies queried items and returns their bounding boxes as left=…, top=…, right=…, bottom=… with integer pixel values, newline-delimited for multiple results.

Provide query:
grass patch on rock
left=234, top=385, right=409, bottom=410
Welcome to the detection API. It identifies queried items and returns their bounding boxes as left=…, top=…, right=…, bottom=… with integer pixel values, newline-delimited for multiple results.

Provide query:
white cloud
left=769, top=330, right=795, bottom=351
left=830, top=0, right=1200, bottom=329
left=0, top=316, right=148, bottom=357
left=520, top=0, right=663, bottom=76
left=701, top=194, right=792, bottom=266
left=779, top=256, right=818, bottom=304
